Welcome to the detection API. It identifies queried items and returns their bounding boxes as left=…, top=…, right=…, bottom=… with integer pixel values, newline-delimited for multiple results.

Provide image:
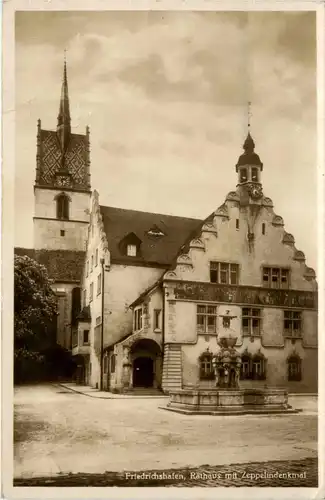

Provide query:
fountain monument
left=163, top=311, right=300, bottom=415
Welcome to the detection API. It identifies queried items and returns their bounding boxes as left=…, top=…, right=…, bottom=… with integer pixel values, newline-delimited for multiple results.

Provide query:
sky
left=15, top=10, right=317, bottom=269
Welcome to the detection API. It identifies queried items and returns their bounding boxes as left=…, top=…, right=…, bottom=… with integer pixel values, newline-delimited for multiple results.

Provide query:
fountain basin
left=162, top=388, right=301, bottom=415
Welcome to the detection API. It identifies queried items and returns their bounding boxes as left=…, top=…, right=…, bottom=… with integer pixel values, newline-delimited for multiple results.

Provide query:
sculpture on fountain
left=164, top=310, right=298, bottom=415
left=212, top=310, right=242, bottom=389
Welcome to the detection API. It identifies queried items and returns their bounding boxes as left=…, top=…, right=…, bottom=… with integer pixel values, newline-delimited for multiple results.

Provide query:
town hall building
left=15, top=62, right=318, bottom=394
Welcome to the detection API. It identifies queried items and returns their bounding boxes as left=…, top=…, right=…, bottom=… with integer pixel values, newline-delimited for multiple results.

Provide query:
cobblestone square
left=14, top=384, right=318, bottom=487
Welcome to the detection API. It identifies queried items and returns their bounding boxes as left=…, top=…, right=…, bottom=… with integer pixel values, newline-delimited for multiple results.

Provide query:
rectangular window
left=83, top=329, right=89, bottom=345
left=284, top=310, right=302, bottom=337
left=210, top=262, right=239, bottom=285
left=72, top=328, right=78, bottom=348
left=241, top=359, right=251, bottom=379
left=60, top=230, right=65, bottom=237
left=86, top=260, right=89, bottom=277
left=91, top=255, right=94, bottom=272
left=199, top=355, right=214, bottom=380
left=95, top=249, right=98, bottom=267
left=97, top=273, right=102, bottom=295
left=127, top=244, right=137, bottom=257
left=110, top=354, right=116, bottom=373
left=236, top=219, right=239, bottom=230
left=262, top=223, right=266, bottom=235
left=210, top=262, right=218, bottom=283
left=134, top=308, right=143, bottom=331
left=154, top=309, right=161, bottom=330
left=83, top=289, right=87, bottom=307
left=196, top=305, right=217, bottom=334
left=242, top=308, right=261, bottom=336
left=90, top=282, right=93, bottom=302
left=262, top=267, right=289, bottom=289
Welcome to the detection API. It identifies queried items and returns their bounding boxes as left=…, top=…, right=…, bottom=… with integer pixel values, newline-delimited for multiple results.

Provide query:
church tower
left=33, top=59, right=91, bottom=251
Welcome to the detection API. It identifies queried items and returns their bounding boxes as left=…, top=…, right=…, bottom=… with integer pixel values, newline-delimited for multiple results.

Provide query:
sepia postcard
left=2, top=0, right=324, bottom=499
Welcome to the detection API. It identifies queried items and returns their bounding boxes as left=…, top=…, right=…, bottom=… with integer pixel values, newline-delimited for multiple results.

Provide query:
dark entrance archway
left=133, top=357, right=154, bottom=387
left=130, top=338, right=162, bottom=389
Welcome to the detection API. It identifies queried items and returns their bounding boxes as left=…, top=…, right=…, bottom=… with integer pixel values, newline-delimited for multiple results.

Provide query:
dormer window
left=251, top=167, right=258, bottom=182
left=127, top=244, right=137, bottom=257
left=119, top=232, right=142, bottom=258
left=240, top=168, right=247, bottom=183
left=147, top=225, right=165, bottom=238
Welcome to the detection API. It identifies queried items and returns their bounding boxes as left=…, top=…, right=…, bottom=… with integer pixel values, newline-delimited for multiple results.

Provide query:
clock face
left=247, top=183, right=263, bottom=200
left=57, top=175, right=71, bottom=187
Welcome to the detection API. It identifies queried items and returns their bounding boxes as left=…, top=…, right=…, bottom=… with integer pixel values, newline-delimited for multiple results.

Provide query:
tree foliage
left=14, top=255, right=58, bottom=363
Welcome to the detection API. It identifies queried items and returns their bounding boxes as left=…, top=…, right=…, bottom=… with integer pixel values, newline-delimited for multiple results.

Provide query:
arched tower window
left=55, top=192, right=70, bottom=220
left=287, top=354, right=302, bottom=381
left=240, top=168, right=248, bottom=183
left=251, top=167, right=259, bottom=182
left=199, top=350, right=214, bottom=380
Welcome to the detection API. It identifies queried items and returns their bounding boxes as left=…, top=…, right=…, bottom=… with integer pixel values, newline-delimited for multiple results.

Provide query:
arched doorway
left=133, top=357, right=154, bottom=387
left=130, top=338, right=162, bottom=389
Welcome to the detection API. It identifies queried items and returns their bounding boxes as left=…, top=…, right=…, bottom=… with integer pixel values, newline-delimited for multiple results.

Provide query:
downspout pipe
left=100, top=258, right=105, bottom=391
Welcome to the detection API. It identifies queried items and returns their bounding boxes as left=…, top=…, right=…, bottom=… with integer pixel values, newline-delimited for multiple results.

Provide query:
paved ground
left=14, top=458, right=318, bottom=487
left=14, top=384, right=318, bottom=484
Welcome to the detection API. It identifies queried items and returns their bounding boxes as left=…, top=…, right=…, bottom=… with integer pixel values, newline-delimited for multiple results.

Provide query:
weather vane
left=247, top=101, right=252, bottom=131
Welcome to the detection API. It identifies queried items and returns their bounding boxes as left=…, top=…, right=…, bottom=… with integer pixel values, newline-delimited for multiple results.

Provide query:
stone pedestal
left=164, top=387, right=299, bottom=415
left=163, top=335, right=299, bottom=416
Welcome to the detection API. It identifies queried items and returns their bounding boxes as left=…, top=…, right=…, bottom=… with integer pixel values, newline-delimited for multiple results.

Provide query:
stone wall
left=52, top=283, right=77, bottom=349
left=34, top=188, right=90, bottom=251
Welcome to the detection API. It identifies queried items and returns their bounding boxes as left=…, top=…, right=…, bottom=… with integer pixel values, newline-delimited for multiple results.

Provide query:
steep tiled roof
left=14, top=248, right=85, bottom=283
left=99, top=206, right=203, bottom=267
left=76, top=305, right=91, bottom=321
left=35, top=128, right=90, bottom=191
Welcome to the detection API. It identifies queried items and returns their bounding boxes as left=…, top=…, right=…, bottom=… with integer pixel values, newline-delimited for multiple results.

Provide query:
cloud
left=14, top=11, right=317, bottom=269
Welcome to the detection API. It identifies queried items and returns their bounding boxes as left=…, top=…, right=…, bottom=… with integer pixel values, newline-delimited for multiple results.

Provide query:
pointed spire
left=243, top=102, right=255, bottom=152
left=57, top=52, right=71, bottom=155
left=243, top=132, right=255, bottom=153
